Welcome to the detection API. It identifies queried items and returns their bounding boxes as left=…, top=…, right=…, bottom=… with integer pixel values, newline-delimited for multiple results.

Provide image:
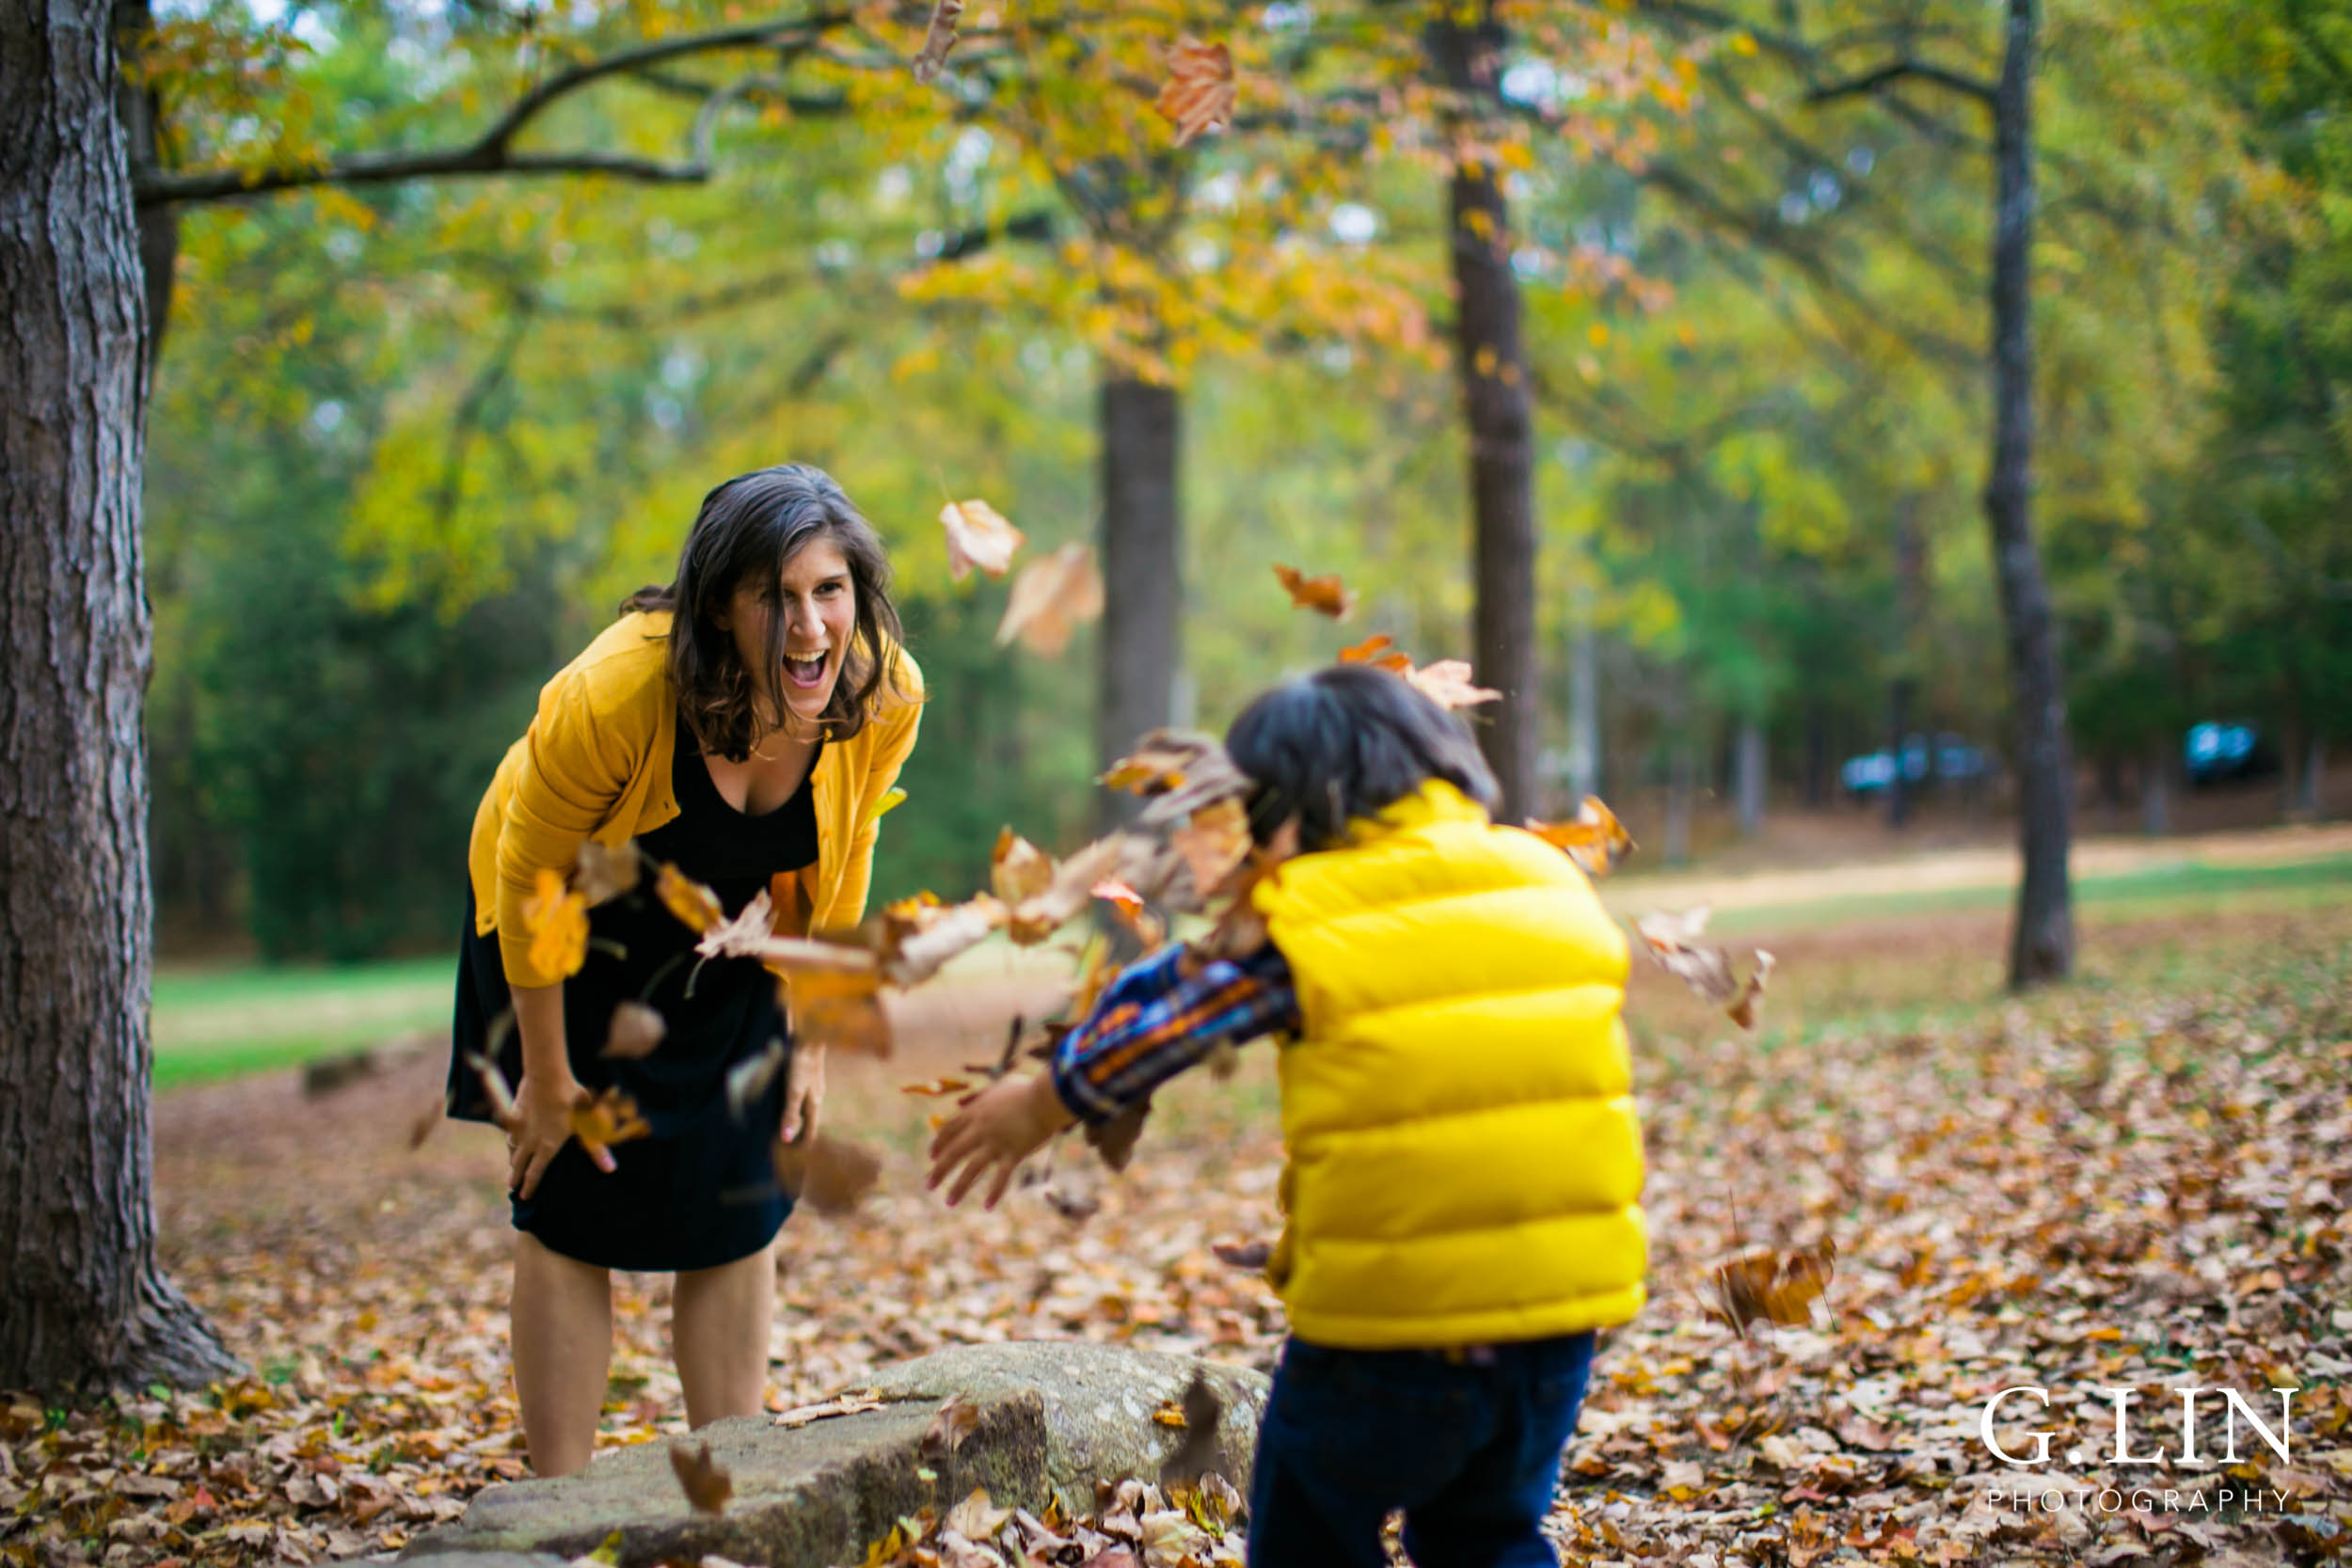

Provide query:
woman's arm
left=505, top=982, right=615, bottom=1199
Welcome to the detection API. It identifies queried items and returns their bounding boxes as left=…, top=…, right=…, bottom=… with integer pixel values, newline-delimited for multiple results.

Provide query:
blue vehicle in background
left=2185, top=721, right=2275, bottom=784
left=1840, top=734, right=1997, bottom=796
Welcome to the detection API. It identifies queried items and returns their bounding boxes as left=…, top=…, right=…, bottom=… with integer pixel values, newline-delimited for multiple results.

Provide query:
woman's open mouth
left=784, top=650, right=830, bottom=690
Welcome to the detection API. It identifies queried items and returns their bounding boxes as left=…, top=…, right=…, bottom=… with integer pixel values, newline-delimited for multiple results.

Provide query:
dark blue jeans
left=1246, top=1331, right=1597, bottom=1568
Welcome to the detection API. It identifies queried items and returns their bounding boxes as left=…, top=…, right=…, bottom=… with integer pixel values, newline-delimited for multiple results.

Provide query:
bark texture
left=1431, top=8, right=1538, bottom=822
left=0, top=0, right=238, bottom=1389
left=1095, top=375, right=1181, bottom=827
left=1985, top=0, right=2074, bottom=989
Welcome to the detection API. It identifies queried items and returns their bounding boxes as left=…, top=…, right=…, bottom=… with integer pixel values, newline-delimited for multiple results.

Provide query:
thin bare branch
left=1807, top=58, right=1995, bottom=106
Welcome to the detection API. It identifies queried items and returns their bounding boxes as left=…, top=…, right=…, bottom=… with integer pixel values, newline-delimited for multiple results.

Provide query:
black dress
left=448, top=712, right=819, bottom=1271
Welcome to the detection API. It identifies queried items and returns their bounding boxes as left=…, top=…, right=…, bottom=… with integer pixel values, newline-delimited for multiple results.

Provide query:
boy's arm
left=1050, top=942, right=1300, bottom=1122
left=926, top=941, right=1300, bottom=1209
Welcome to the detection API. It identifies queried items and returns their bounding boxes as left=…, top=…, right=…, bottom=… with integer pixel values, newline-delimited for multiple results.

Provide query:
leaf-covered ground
left=6, top=902, right=2349, bottom=1567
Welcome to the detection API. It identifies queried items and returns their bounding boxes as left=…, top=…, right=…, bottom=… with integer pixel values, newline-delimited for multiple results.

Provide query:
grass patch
left=153, top=955, right=452, bottom=1091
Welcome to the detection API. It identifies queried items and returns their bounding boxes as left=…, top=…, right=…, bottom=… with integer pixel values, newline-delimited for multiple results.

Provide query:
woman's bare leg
left=511, top=1231, right=613, bottom=1476
left=672, top=1240, right=776, bottom=1428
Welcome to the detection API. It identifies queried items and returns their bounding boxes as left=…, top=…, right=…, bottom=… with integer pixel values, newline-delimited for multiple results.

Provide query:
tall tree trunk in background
left=1, top=0, right=238, bottom=1390
left=111, top=0, right=176, bottom=367
left=2296, top=736, right=2325, bottom=818
left=1430, top=6, right=1538, bottom=821
left=1885, top=675, right=1914, bottom=830
left=1804, top=701, right=1828, bottom=809
left=1662, top=736, right=1695, bottom=865
left=1735, top=716, right=1766, bottom=837
left=1985, top=0, right=2074, bottom=988
left=1095, top=374, right=1181, bottom=828
left=2140, top=731, right=2171, bottom=836
left=1566, top=590, right=1599, bottom=801
left=1886, top=494, right=1925, bottom=831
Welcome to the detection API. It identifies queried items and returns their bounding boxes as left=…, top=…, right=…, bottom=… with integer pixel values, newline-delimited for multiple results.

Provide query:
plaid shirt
left=1049, top=941, right=1301, bottom=1123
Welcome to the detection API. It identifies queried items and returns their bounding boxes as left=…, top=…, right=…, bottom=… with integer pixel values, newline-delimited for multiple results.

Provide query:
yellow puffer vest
left=1253, top=779, right=1646, bottom=1349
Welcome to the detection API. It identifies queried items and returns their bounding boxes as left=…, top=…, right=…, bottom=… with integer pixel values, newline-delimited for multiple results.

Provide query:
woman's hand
left=507, top=1071, right=614, bottom=1199
left=781, top=1042, right=826, bottom=1144
left=926, top=1073, right=1076, bottom=1210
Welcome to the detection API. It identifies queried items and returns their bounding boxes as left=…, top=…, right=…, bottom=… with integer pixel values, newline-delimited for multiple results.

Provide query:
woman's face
left=722, top=536, right=856, bottom=734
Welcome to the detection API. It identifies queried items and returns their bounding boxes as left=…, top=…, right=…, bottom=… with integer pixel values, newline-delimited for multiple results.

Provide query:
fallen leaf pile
left=8, top=904, right=2344, bottom=1565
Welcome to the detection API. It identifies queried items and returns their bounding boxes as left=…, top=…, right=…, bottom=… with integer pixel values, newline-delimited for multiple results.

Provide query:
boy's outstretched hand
left=927, top=1072, right=1076, bottom=1210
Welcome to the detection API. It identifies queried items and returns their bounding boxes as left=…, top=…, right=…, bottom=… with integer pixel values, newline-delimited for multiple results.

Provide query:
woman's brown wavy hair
left=622, top=464, right=910, bottom=761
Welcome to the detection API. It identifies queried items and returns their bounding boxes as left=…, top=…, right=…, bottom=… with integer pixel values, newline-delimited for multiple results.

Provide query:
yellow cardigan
left=467, top=610, right=924, bottom=987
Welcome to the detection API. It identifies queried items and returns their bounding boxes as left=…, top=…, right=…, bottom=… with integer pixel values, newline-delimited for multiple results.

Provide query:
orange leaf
left=1170, top=798, right=1253, bottom=898
left=1155, top=35, right=1235, bottom=145
left=990, top=827, right=1056, bottom=904
left=1272, top=562, right=1356, bottom=619
left=1091, top=878, right=1167, bottom=948
left=1405, top=658, right=1500, bottom=709
left=939, top=497, right=1024, bottom=580
left=780, top=966, right=892, bottom=1057
left=1710, top=1240, right=1836, bottom=1334
left=522, top=867, right=589, bottom=980
left=898, top=1076, right=973, bottom=1097
left=771, top=1133, right=883, bottom=1214
left=1526, top=795, right=1634, bottom=877
left=1337, top=632, right=1410, bottom=671
left=996, top=543, right=1104, bottom=657
left=569, top=1087, right=652, bottom=1161
left=668, top=1440, right=732, bottom=1514
left=655, top=862, right=725, bottom=936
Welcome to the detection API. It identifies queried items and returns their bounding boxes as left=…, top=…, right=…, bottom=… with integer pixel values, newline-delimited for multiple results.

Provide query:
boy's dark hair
left=1225, top=664, right=1501, bottom=851
left=622, top=464, right=908, bottom=761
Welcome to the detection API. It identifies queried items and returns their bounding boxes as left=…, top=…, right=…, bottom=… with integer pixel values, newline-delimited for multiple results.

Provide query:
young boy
left=928, top=663, right=1645, bottom=1568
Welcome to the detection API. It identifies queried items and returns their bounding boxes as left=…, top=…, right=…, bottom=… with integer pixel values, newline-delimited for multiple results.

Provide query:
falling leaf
left=1067, top=932, right=1116, bottom=1022
left=655, top=862, right=725, bottom=936
left=1156, top=1373, right=1225, bottom=1487
left=407, top=1091, right=447, bottom=1150
left=696, top=889, right=775, bottom=960
left=464, top=1051, right=518, bottom=1132
left=879, top=892, right=1010, bottom=987
left=1091, top=879, right=1167, bottom=948
left=601, top=1001, right=668, bottom=1060
left=1271, top=562, right=1356, bottom=619
left=1098, top=734, right=1200, bottom=797
left=939, top=498, right=1024, bottom=580
left=1155, top=35, right=1236, bottom=145
left=1005, top=834, right=1150, bottom=947
left=1169, top=799, right=1253, bottom=900
left=569, top=1087, right=651, bottom=1162
left=725, top=1038, right=788, bottom=1122
left=1527, top=795, right=1635, bottom=877
left=771, top=1134, right=883, bottom=1215
left=991, top=828, right=1056, bottom=905
left=910, top=0, right=963, bottom=82
left=1710, top=1240, right=1836, bottom=1335
left=668, top=1440, right=732, bottom=1515
left=944, top=1487, right=1012, bottom=1544
left=1122, top=730, right=1255, bottom=831
left=1727, top=950, right=1776, bottom=1030
left=782, top=965, right=892, bottom=1057
left=523, top=867, right=590, bottom=980
left=866, top=787, right=908, bottom=825
left=1086, top=1097, right=1152, bottom=1174
left=1405, top=658, right=1501, bottom=710
left=574, top=840, right=641, bottom=905
left=1211, top=1239, right=1272, bottom=1271
left=920, top=1396, right=983, bottom=1459
left=1337, top=632, right=1412, bottom=672
left=996, top=543, right=1104, bottom=657
left=899, top=1076, right=972, bottom=1097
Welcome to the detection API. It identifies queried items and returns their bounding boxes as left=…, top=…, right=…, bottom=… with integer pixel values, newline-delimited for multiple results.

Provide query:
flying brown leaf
left=1527, top=796, right=1635, bottom=877
left=996, top=543, right=1104, bottom=657
left=569, top=1087, right=652, bottom=1163
left=1086, top=1097, right=1152, bottom=1174
left=725, top=1037, right=787, bottom=1123
left=407, top=1090, right=447, bottom=1150
left=1727, top=950, right=1776, bottom=1030
left=1272, top=562, right=1356, bottom=619
left=1406, top=658, right=1501, bottom=710
left=940, top=498, right=1024, bottom=580
left=1155, top=35, right=1235, bottom=145
left=1007, top=834, right=1149, bottom=947
left=668, top=1440, right=732, bottom=1515
left=695, top=888, right=775, bottom=960
left=899, top=1076, right=973, bottom=1098
left=464, top=1051, right=519, bottom=1132
left=1337, top=632, right=1412, bottom=672
left=1157, top=1373, right=1225, bottom=1487
left=1098, top=734, right=1202, bottom=798
left=771, top=1134, right=883, bottom=1215
left=880, top=892, right=1010, bottom=987
left=1124, top=731, right=1254, bottom=831
left=655, top=861, right=725, bottom=936
left=1709, top=1240, right=1836, bottom=1335
left=1210, top=1239, right=1272, bottom=1272
left=991, top=828, right=1056, bottom=905
left=910, top=0, right=963, bottom=83
left=781, top=965, right=892, bottom=1057
left=1169, top=799, right=1253, bottom=899
left=1091, top=878, right=1167, bottom=948
left=601, top=1001, right=668, bottom=1060
left=574, top=840, right=641, bottom=905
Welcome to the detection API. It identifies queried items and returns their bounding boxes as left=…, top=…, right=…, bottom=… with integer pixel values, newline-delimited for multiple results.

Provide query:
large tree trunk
left=0, top=0, right=238, bottom=1390
left=1095, top=374, right=1181, bottom=825
left=111, top=0, right=176, bottom=367
left=1430, top=7, right=1538, bottom=821
left=1986, top=0, right=2073, bottom=989
left=1735, top=716, right=1766, bottom=837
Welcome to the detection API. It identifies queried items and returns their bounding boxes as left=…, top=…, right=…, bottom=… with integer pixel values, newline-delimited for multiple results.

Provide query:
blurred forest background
left=134, top=0, right=2351, bottom=964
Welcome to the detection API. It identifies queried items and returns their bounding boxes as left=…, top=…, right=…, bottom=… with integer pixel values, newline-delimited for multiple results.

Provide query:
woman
left=446, top=464, right=921, bottom=1476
